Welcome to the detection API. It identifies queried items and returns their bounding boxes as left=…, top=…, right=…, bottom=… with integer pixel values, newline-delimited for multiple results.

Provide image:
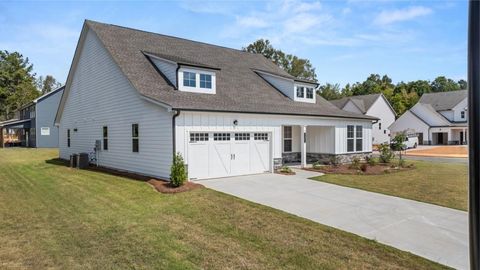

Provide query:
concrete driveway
left=200, top=170, right=468, bottom=270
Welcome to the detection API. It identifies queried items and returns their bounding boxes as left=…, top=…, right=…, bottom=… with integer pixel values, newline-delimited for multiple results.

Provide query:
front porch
left=430, top=127, right=468, bottom=145
left=281, top=125, right=370, bottom=167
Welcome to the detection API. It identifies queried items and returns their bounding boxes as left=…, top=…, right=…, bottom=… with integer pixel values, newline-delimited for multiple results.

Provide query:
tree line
left=243, top=39, right=466, bottom=116
left=0, top=50, right=62, bottom=121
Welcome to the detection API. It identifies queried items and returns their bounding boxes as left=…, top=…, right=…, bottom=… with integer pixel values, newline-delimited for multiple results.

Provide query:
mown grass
left=311, top=160, right=467, bottom=211
left=0, top=148, right=450, bottom=269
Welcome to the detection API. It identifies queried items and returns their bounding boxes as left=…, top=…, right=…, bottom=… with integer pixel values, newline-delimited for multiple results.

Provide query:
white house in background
left=55, top=20, right=376, bottom=180
left=330, top=94, right=396, bottom=145
left=389, top=90, right=468, bottom=145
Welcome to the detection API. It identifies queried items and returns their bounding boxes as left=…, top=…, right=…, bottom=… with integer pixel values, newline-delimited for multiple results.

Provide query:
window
left=461, top=111, right=465, bottom=119
left=306, top=87, right=314, bottom=99
left=183, top=71, right=196, bottom=87
left=200, top=74, right=212, bottom=89
left=214, top=133, right=230, bottom=141
left=254, top=133, right=269, bottom=141
left=347, top=125, right=354, bottom=152
left=296, top=86, right=305, bottom=98
left=384, top=130, right=386, bottom=134
left=283, top=126, right=292, bottom=152
left=234, top=133, right=250, bottom=141
left=190, top=133, right=209, bottom=142
left=103, top=126, right=108, bottom=150
left=356, top=125, right=363, bottom=151
left=379, top=123, right=382, bottom=130
left=132, top=124, right=139, bottom=152
left=67, top=129, right=71, bottom=147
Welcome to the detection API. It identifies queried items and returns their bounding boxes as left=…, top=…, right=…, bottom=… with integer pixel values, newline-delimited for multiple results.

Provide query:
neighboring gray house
left=389, top=90, right=468, bottom=145
left=0, top=86, right=64, bottom=148
left=330, top=94, right=396, bottom=145
left=55, top=20, right=376, bottom=180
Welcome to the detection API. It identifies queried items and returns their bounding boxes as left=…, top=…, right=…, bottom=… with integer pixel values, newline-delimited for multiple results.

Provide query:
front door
left=460, top=132, right=464, bottom=145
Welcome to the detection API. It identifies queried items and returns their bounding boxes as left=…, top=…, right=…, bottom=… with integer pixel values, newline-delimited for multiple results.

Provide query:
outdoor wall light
left=233, top=120, right=238, bottom=126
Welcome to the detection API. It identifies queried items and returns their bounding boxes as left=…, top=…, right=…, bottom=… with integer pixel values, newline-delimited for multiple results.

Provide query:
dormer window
left=178, top=67, right=216, bottom=94
left=461, top=111, right=465, bottom=119
left=183, top=71, right=196, bottom=87
left=294, top=84, right=315, bottom=103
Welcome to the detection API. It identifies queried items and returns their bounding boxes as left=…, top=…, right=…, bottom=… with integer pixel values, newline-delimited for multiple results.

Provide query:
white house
left=55, top=20, right=376, bottom=180
left=389, top=90, right=468, bottom=145
left=330, top=94, right=396, bottom=145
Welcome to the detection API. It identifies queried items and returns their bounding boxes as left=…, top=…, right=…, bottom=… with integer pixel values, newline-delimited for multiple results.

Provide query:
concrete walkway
left=200, top=170, right=468, bottom=269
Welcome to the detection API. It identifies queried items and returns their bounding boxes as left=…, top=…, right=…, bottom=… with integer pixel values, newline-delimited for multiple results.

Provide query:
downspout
left=172, top=110, right=181, bottom=158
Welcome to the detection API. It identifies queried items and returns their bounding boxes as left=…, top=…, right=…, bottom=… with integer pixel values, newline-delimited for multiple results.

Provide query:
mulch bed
left=147, top=179, right=204, bottom=193
left=274, top=170, right=296, bottom=175
left=305, top=163, right=414, bottom=175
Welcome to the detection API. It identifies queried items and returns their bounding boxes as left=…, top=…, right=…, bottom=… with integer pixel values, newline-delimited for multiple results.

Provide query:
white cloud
left=237, top=16, right=269, bottom=28
left=374, top=6, right=432, bottom=26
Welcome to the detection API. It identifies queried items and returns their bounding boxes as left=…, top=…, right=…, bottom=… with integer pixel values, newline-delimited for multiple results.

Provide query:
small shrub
left=378, top=143, right=395, bottom=163
left=349, top=157, right=361, bottom=170
left=279, top=166, right=293, bottom=173
left=398, top=158, right=406, bottom=168
left=170, top=152, right=187, bottom=187
left=367, top=156, right=377, bottom=166
left=312, top=161, right=322, bottom=170
left=360, top=163, right=368, bottom=172
left=329, top=155, right=341, bottom=167
left=407, top=163, right=415, bottom=169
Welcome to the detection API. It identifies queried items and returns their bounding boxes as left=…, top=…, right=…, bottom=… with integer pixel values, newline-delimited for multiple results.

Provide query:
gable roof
left=56, top=20, right=376, bottom=122
left=330, top=94, right=393, bottom=115
left=418, top=90, right=467, bottom=111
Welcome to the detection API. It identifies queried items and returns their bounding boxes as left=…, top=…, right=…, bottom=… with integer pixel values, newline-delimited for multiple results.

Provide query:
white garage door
left=187, top=132, right=271, bottom=180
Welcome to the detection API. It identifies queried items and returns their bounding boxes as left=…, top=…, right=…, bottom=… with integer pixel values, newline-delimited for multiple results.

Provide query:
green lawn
left=311, top=160, right=468, bottom=211
left=0, top=149, right=450, bottom=269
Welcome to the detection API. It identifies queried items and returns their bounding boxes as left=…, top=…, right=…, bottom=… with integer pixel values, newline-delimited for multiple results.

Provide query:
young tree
left=0, top=51, right=39, bottom=120
left=37, top=75, right=62, bottom=94
left=391, top=132, right=407, bottom=167
left=243, top=39, right=317, bottom=81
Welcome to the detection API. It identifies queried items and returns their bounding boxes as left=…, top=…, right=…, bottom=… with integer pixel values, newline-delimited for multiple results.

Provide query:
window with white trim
left=67, top=129, right=71, bottom=148
left=183, top=71, right=196, bottom=87
left=356, top=125, right=363, bottom=151
left=103, top=126, right=108, bottom=150
left=178, top=67, right=216, bottom=94
left=347, top=125, right=354, bottom=152
left=294, top=84, right=316, bottom=103
left=132, top=124, right=139, bottom=153
left=379, top=123, right=382, bottom=130
left=214, top=133, right=230, bottom=141
left=306, top=87, right=314, bottom=99
left=461, top=111, right=465, bottom=119
left=283, top=126, right=292, bottom=152
left=296, top=86, right=304, bottom=98
left=254, top=133, right=269, bottom=141
left=234, top=133, right=250, bottom=141
left=190, top=133, right=209, bottom=142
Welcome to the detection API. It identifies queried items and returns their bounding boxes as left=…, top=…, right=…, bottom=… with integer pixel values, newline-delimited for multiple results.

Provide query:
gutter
left=172, top=110, right=181, bottom=158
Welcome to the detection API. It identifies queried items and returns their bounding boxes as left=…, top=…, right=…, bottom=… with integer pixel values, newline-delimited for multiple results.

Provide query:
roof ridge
left=85, top=19, right=257, bottom=56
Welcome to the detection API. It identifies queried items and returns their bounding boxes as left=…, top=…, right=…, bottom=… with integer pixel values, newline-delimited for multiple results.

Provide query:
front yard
left=311, top=160, right=468, bottom=211
left=0, top=148, right=449, bottom=269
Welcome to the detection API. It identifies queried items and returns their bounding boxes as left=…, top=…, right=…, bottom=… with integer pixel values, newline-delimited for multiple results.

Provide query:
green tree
left=318, top=83, right=342, bottom=100
left=458, top=79, right=467, bottom=89
left=430, top=76, right=461, bottom=92
left=0, top=51, right=39, bottom=120
left=37, top=75, right=62, bottom=95
left=243, top=39, right=317, bottom=81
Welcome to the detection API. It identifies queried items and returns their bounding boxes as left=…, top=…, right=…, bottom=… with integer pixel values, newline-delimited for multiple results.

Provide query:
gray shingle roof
left=85, top=20, right=375, bottom=120
left=329, top=94, right=382, bottom=114
left=418, top=90, right=468, bottom=111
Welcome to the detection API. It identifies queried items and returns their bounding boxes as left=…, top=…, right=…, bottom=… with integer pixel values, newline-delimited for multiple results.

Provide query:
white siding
left=307, top=126, right=335, bottom=153
left=176, top=111, right=372, bottom=164
left=59, top=29, right=173, bottom=179
left=258, top=73, right=295, bottom=100
left=452, top=98, right=468, bottom=122
left=410, top=103, right=449, bottom=126
left=150, top=57, right=177, bottom=87
left=365, top=96, right=396, bottom=144
left=389, top=110, right=430, bottom=142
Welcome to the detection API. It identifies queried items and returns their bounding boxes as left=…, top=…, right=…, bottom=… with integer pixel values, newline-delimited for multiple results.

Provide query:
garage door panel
left=208, top=143, right=231, bottom=178
left=188, top=143, right=209, bottom=179
left=251, top=141, right=270, bottom=173
left=231, top=141, right=250, bottom=176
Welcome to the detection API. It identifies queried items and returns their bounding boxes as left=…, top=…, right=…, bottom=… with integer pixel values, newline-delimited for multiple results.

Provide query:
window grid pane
left=356, top=139, right=363, bottom=151
left=284, top=126, right=292, bottom=139
left=183, top=71, right=196, bottom=87
left=234, top=133, right=250, bottom=141
left=132, top=124, right=139, bottom=152
left=190, top=133, right=209, bottom=142
left=214, top=133, right=230, bottom=141
left=200, top=74, right=212, bottom=89
left=296, top=86, right=305, bottom=98
left=356, top=125, right=363, bottom=138
left=347, top=125, right=354, bottom=138
left=306, top=88, right=314, bottom=99
left=284, top=139, right=292, bottom=152
left=254, top=133, right=269, bottom=141
left=347, top=139, right=354, bottom=152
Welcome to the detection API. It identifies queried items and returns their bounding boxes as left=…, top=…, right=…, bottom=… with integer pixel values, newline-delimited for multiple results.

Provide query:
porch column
left=464, top=128, right=468, bottom=144
left=300, top=125, right=307, bottom=168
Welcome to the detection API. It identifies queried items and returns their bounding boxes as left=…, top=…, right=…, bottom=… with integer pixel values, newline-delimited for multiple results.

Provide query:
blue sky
left=0, top=0, right=468, bottom=86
